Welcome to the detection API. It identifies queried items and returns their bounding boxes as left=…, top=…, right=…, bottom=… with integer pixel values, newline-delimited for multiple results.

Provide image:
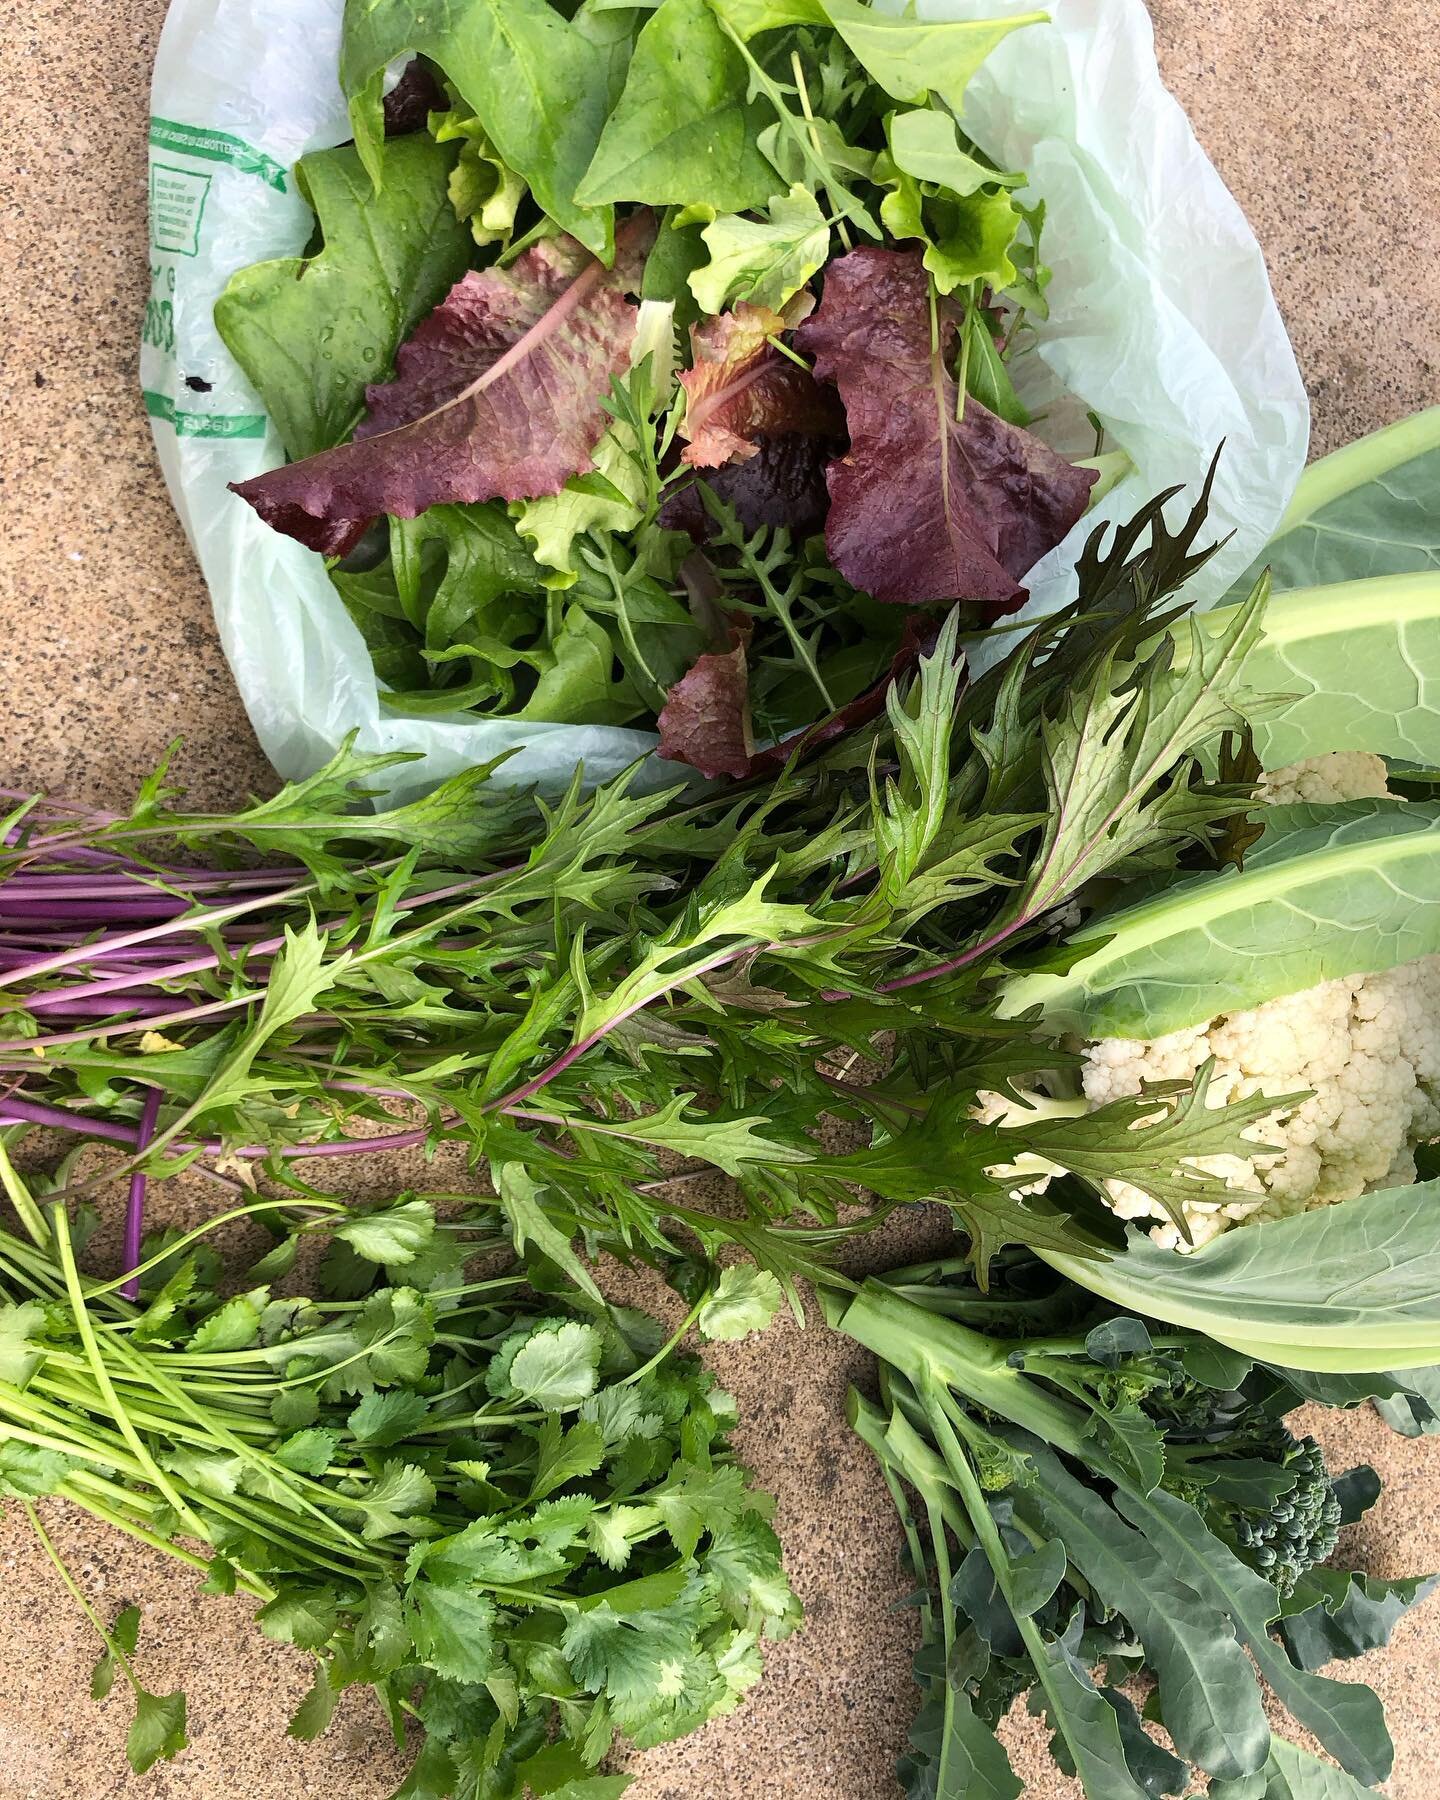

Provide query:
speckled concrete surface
left=0, top=2, right=1438, bottom=1796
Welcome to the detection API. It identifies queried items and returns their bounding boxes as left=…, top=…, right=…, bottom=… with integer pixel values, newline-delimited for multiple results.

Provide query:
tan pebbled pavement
left=0, top=2, right=1438, bottom=1794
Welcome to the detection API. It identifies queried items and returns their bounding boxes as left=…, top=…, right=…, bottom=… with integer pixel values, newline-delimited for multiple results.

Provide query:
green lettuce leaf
left=214, top=136, right=471, bottom=461
left=341, top=0, right=632, bottom=258
left=577, top=0, right=776, bottom=210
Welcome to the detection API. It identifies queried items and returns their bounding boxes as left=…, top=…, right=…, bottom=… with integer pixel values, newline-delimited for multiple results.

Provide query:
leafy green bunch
left=218, top=0, right=1093, bottom=750
left=832, top=1252, right=1439, bottom=1800
left=0, top=1179, right=796, bottom=1796
left=0, top=485, right=1288, bottom=1300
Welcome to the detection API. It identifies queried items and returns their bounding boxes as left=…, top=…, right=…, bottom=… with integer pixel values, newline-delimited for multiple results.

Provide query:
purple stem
left=120, top=1087, right=163, bottom=1301
left=0, top=878, right=315, bottom=991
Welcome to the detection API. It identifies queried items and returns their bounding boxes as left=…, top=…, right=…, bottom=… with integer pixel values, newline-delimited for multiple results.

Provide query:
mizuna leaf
left=232, top=227, right=653, bottom=556
left=340, top=0, right=629, bottom=256
left=214, top=136, right=472, bottom=462
left=678, top=302, right=843, bottom=469
left=1004, top=799, right=1440, bottom=1038
left=795, top=246, right=1095, bottom=608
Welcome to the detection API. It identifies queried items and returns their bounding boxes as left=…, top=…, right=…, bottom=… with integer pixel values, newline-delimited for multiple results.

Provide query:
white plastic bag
left=143, top=0, right=1309, bottom=797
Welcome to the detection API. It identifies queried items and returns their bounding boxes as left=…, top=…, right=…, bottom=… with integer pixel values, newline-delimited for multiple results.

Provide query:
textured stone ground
left=1, top=2, right=1437, bottom=1793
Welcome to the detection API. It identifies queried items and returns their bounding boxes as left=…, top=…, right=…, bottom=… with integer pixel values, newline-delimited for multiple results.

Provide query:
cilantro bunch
left=833, top=1251, right=1439, bottom=1800
left=0, top=1178, right=796, bottom=1794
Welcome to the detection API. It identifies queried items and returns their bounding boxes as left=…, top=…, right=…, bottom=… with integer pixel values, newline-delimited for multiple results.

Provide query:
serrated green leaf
left=126, top=1688, right=188, bottom=1775
left=494, top=1163, right=604, bottom=1303
left=257, top=1586, right=341, bottom=1652
left=288, top=1663, right=339, bottom=1741
left=0, top=1300, right=46, bottom=1386
left=348, top=1387, right=431, bottom=1447
left=188, top=1288, right=267, bottom=1353
left=411, top=1582, right=496, bottom=1682
left=697, top=1265, right=784, bottom=1341
left=332, top=1198, right=436, bottom=1267
left=509, top=1320, right=605, bottom=1411
left=91, top=1605, right=141, bottom=1703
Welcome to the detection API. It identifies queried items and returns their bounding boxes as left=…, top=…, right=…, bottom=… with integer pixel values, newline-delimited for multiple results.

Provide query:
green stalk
left=22, top=1500, right=144, bottom=1696
left=48, top=1203, right=208, bottom=1538
left=828, top=1278, right=1094, bottom=1457
left=0, top=1135, right=51, bottom=1250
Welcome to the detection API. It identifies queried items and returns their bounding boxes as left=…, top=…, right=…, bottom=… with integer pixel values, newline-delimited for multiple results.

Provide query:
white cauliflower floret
left=1081, top=751, right=1440, bottom=1250
left=1255, top=751, right=1391, bottom=805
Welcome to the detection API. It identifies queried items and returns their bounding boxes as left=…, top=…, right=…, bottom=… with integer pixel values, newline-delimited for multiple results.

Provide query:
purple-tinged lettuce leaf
left=662, top=432, right=837, bottom=541
left=659, top=611, right=941, bottom=781
left=656, top=626, right=754, bottom=779
left=795, top=246, right=1095, bottom=610
left=665, top=299, right=844, bottom=540
left=232, top=225, right=654, bottom=556
left=678, top=301, right=842, bottom=469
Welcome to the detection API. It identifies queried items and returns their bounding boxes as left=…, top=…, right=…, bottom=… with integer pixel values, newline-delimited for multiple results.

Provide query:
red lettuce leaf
left=383, top=59, right=448, bottom=136
left=658, top=610, right=940, bottom=782
left=664, top=300, right=844, bottom=541
left=795, top=246, right=1095, bottom=610
left=678, top=302, right=843, bottom=469
left=661, top=432, right=838, bottom=541
left=231, top=223, right=653, bottom=556
left=656, top=625, right=754, bottom=779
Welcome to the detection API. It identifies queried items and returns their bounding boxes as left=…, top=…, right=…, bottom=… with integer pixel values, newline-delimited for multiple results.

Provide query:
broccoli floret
left=1148, top=1380, right=1342, bottom=1595
left=1207, top=1424, right=1343, bottom=1596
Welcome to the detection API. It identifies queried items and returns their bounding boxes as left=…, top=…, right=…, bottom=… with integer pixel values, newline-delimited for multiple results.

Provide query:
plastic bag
left=143, top=0, right=1309, bottom=798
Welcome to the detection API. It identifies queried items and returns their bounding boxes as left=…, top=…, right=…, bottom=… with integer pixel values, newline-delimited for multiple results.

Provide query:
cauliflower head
left=1083, top=752, right=1440, bottom=1251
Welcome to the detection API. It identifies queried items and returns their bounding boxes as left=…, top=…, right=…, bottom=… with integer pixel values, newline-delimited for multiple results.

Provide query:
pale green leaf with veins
left=689, top=185, right=831, bottom=314
left=819, top=0, right=1046, bottom=112
left=1193, top=574, right=1440, bottom=771
left=1004, top=799, right=1440, bottom=1038
left=0, top=1300, right=46, bottom=1386
left=887, top=108, right=1023, bottom=196
left=1228, top=405, right=1440, bottom=595
left=509, top=1320, right=605, bottom=1410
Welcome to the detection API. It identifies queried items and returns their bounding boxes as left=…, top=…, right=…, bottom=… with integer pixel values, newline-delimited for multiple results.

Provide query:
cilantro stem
left=21, top=1499, right=143, bottom=1696
left=48, top=1201, right=208, bottom=1538
left=60, top=1477, right=276, bottom=1602
left=84, top=1196, right=348, bottom=1298
left=615, top=1289, right=710, bottom=1389
left=0, top=1132, right=51, bottom=1250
